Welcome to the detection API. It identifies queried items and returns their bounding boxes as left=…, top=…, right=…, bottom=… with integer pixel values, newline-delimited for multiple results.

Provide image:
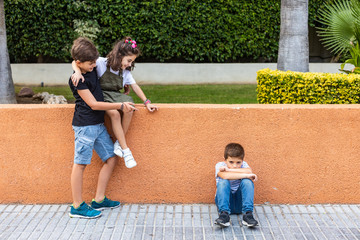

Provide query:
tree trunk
left=277, top=0, right=309, bottom=72
left=0, top=0, right=17, bottom=103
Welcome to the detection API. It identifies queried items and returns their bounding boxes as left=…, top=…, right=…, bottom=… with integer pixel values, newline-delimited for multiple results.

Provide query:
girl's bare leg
left=107, top=109, right=136, bottom=168
left=106, top=109, right=127, bottom=149
left=121, top=111, right=133, bottom=135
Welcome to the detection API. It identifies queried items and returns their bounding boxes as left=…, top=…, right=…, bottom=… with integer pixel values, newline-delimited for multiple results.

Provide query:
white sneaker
left=113, top=140, right=123, bottom=157
left=123, top=148, right=137, bottom=168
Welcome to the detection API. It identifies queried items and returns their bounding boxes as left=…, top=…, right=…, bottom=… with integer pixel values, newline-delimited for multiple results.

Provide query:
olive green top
left=99, top=67, right=134, bottom=103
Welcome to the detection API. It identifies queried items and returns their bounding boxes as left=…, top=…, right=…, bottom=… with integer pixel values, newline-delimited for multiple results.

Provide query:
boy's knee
left=73, top=163, right=87, bottom=171
left=105, top=156, right=118, bottom=165
left=241, top=178, right=254, bottom=188
left=217, top=178, right=231, bottom=189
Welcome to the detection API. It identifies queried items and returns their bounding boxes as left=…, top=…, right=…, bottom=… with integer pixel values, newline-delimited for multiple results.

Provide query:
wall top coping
left=1, top=104, right=360, bottom=110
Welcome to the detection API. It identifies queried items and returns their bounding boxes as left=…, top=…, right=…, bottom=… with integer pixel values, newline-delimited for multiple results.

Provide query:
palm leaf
left=351, top=0, right=360, bottom=43
left=317, top=0, right=355, bottom=54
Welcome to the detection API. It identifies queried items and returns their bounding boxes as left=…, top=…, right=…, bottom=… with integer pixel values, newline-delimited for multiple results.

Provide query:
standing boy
left=69, top=37, right=136, bottom=218
left=214, top=143, right=259, bottom=227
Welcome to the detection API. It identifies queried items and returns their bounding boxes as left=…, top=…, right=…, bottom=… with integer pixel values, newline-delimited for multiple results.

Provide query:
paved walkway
left=1, top=204, right=360, bottom=240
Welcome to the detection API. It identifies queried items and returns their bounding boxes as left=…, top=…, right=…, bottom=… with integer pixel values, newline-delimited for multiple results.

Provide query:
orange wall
left=1, top=104, right=360, bottom=204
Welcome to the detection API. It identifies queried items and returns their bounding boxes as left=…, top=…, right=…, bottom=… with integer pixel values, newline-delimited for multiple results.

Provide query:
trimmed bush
left=257, top=68, right=360, bottom=104
left=4, top=0, right=331, bottom=63
left=4, top=1, right=91, bottom=63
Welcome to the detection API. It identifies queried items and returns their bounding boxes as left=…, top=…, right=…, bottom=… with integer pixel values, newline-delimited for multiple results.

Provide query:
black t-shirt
left=69, top=69, right=105, bottom=126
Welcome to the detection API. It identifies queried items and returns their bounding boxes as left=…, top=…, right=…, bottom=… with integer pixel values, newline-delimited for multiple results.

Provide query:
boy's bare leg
left=106, top=110, right=128, bottom=149
left=94, top=156, right=118, bottom=202
left=122, top=111, right=133, bottom=135
left=71, top=163, right=87, bottom=208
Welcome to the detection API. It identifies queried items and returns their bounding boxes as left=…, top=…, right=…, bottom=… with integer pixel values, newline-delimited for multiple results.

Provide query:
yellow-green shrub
left=257, top=68, right=360, bottom=104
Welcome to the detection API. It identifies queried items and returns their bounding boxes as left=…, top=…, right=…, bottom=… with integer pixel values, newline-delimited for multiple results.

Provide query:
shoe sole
left=125, top=162, right=137, bottom=168
left=242, top=220, right=258, bottom=227
left=214, top=220, right=231, bottom=227
left=69, top=212, right=102, bottom=219
left=92, top=204, right=121, bottom=211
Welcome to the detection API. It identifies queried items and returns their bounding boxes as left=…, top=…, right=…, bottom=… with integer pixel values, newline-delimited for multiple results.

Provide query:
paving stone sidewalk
left=1, top=204, right=360, bottom=240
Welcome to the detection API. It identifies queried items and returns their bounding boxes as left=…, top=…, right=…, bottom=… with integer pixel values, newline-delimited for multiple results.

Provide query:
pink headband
left=125, top=39, right=137, bottom=48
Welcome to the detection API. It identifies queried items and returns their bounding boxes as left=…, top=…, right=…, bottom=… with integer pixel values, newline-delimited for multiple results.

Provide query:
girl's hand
left=146, top=104, right=158, bottom=112
left=121, top=102, right=138, bottom=112
left=71, top=72, right=85, bottom=87
left=123, top=85, right=131, bottom=95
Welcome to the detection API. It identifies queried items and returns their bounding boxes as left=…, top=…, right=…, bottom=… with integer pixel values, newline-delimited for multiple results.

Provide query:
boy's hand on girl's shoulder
left=71, top=72, right=85, bottom=87
left=146, top=104, right=158, bottom=112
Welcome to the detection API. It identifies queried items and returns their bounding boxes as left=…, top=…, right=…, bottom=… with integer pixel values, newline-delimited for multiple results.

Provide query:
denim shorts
left=72, top=123, right=116, bottom=165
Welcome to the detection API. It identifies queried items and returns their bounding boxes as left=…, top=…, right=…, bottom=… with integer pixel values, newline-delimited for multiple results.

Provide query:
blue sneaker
left=91, top=196, right=121, bottom=210
left=69, top=202, right=102, bottom=219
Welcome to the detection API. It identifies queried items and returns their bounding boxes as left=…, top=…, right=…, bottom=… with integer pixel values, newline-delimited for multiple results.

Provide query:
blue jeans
left=215, top=178, right=254, bottom=214
left=72, top=123, right=116, bottom=165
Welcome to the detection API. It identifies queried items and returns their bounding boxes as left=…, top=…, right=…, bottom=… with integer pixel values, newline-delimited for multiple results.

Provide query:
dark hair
left=224, top=143, right=245, bottom=160
left=106, top=36, right=141, bottom=71
left=71, top=37, right=99, bottom=62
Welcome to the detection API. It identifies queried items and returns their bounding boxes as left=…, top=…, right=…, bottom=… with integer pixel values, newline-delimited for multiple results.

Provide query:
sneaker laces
left=247, top=214, right=255, bottom=221
left=219, top=211, right=229, bottom=221
left=220, top=211, right=227, bottom=217
left=85, top=204, right=94, bottom=211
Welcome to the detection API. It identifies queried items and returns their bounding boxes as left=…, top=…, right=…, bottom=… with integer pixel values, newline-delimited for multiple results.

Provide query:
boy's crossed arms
left=218, top=166, right=258, bottom=181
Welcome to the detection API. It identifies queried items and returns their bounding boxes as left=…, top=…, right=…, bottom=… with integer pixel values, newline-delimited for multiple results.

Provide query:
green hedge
left=5, top=1, right=90, bottom=63
left=5, top=0, right=331, bottom=63
left=257, top=68, right=360, bottom=104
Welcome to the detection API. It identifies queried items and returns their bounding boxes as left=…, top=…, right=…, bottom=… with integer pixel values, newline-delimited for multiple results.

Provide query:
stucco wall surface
left=1, top=104, right=360, bottom=204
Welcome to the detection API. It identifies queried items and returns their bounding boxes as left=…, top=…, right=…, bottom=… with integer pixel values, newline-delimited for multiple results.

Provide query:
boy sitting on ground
left=214, top=143, right=259, bottom=227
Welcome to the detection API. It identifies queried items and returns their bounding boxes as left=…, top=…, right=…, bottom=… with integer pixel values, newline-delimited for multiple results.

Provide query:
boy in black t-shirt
left=68, top=37, right=136, bottom=219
